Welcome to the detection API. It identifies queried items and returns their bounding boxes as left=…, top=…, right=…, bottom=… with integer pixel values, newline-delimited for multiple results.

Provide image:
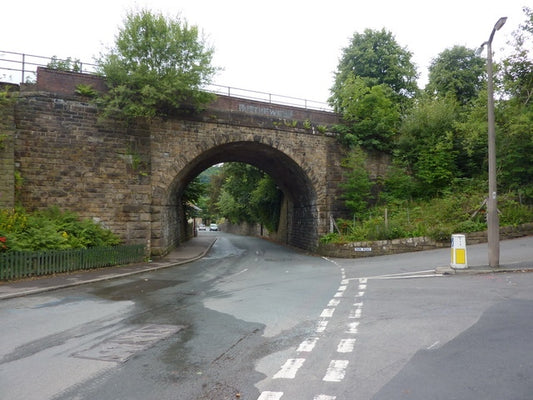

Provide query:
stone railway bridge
left=0, top=68, right=386, bottom=256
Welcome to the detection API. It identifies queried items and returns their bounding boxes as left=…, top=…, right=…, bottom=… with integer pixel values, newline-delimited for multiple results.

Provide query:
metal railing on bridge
left=0, top=50, right=331, bottom=111
left=0, top=50, right=98, bottom=84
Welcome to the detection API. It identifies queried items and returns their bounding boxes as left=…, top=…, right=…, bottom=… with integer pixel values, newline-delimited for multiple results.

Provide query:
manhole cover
left=74, top=324, right=184, bottom=363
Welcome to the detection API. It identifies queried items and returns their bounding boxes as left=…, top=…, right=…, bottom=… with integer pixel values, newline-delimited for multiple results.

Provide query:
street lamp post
left=481, top=16, right=507, bottom=268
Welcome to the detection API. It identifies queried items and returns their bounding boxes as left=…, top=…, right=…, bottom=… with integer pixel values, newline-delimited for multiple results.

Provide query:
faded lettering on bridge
left=238, top=103, right=294, bottom=119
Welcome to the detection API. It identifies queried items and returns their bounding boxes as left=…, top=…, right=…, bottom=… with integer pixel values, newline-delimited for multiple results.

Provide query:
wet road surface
left=1, top=233, right=533, bottom=399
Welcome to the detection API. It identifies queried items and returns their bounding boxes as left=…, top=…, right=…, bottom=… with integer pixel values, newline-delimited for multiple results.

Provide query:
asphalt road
left=1, top=233, right=532, bottom=400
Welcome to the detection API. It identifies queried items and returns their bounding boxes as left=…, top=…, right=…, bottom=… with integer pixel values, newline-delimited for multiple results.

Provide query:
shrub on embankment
left=0, top=206, right=120, bottom=252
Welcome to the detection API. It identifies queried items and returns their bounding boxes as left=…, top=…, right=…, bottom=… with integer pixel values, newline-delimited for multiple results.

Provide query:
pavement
left=0, top=235, right=217, bottom=300
left=1, top=234, right=532, bottom=300
left=436, top=262, right=533, bottom=276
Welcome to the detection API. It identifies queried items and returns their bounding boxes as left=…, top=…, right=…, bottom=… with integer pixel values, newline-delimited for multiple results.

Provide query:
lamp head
left=495, top=17, right=507, bottom=31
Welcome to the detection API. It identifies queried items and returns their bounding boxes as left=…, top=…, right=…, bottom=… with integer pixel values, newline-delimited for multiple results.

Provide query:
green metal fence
left=0, top=244, right=146, bottom=281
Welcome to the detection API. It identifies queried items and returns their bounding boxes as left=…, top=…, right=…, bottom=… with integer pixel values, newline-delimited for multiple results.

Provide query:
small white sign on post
left=451, top=234, right=468, bottom=269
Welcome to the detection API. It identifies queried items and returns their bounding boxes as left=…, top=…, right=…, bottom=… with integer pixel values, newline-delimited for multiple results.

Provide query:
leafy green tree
left=339, top=147, right=374, bottom=216
left=97, top=9, right=217, bottom=119
left=380, top=161, right=417, bottom=203
left=217, top=163, right=263, bottom=224
left=216, top=188, right=242, bottom=223
left=502, top=7, right=533, bottom=107
left=397, top=96, right=459, bottom=196
left=250, top=175, right=283, bottom=232
left=498, top=106, right=533, bottom=198
left=330, top=28, right=418, bottom=112
left=47, top=56, right=82, bottom=72
left=211, top=163, right=283, bottom=230
left=426, top=45, right=485, bottom=105
left=182, top=176, right=207, bottom=220
left=334, top=76, right=400, bottom=151
left=498, top=7, right=533, bottom=202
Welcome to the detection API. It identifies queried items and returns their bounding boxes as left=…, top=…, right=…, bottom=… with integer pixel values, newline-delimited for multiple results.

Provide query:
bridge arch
left=153, top=138, right=322, bottom=255
left=8, top=74, right=349, bottom=258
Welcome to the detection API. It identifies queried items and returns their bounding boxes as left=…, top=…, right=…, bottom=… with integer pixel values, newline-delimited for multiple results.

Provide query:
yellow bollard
left=451, top=234, right=468, bottom=269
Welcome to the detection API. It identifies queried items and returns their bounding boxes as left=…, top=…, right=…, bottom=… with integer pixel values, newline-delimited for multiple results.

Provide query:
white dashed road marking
left=257, top=391, right=284, bottom=400
left=346, top=321, right=359, bottom=334
left=323, top=360, right=349, bottom=382
left=337, top=338, right=357, bottom=353
left=297, top=337, right=319, bottom=352
left=258, top=264, right=373, bottom=400
left=328, top=299, right=340, bottom=307
left=273, top=358, right=306, bottom=379
left=316, top=320, right=329, bottom=333
left=320, top=308, right=335, bottom=318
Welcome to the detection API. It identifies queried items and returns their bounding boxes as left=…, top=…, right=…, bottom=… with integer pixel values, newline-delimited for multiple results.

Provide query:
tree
left=397, top=96, right=459, bottom=196
left=182, top=176, right=207, bottom=220
left=498, top=7, right=533, bottom=202
left=250, top=175, right=283, bottom=232
left=97, top=9, right=217, bottom=119
left=213, top=163, right=283, bottom=230
left=426, top=45, right=485, bottom=105
left=335, top=76, right=400, bottom=151
left=330, top=28, right=418, bottom=112
left=502, top=7, right=533, bottom=107
left=339, top=147, right=374, bottom=216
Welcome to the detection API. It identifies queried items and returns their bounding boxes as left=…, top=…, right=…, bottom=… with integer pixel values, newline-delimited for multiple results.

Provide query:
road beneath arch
left=1, top=233, right=532, bottom=399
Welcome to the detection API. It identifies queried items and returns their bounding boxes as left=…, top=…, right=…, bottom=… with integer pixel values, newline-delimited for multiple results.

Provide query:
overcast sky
left=1, top=0, right=528, bottom=103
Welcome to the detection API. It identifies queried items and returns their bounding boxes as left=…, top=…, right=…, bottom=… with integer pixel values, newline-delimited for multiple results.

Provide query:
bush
left=322, top=189, right=533, bottom=244
left=0, top=207, right=120, bottom=252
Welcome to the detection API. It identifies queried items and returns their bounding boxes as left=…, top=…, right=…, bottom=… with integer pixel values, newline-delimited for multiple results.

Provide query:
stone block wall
left=318, top=236, right=448, bottom=258
left=14, top=91, right=151, bottom=245
left=317, top=223, right=533, bottom=258
left=0, top=91, right=16, bottom=208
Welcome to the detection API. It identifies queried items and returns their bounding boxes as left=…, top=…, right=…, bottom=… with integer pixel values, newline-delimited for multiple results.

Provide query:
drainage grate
left=74, top=324, right=184, bottom=363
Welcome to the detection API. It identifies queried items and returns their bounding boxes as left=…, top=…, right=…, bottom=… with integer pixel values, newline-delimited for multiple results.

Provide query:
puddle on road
left=92, top=279, right=185, bottom=301
left=73, top=324, right=185, bottom=363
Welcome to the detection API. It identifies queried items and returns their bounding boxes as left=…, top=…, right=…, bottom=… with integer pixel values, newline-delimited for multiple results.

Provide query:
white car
left=197, top=224, right=206, bottom=231
left=209, top=223, right=218, bottom=231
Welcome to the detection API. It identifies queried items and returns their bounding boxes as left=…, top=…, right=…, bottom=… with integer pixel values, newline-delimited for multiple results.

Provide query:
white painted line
left=338, top=285, right=347, bottom=292
left=362, top=270, right=439, bottom=280
left=297, top=337, right=319, bottom=352
left=371, top=274, right=443, bottom=280
left=427, top=341, right=440, bottom=350
left=314, top=395, right=336, bottom=400
left=346, top=322, right=359, bottom=333
left=328, top=299, right=340, bottom=307
left=334, top=292, right=344, bottom=298
left=353, top=301, right=364, bottom=308
left=355, top=291, right=365, bottom=298
left=273, top=358, right=306, bottom=379
left=232, top=268, right=249, bottom=277
left=257, top=391, right=284, bottom=400
left=359, top=284, right=367, bottom=290
left=320, top=308, right=335, bottom=318
left=337, top=338, right=357, bottom=353
left=316, top=320, right=329, bottom=333
left=323, top=360, right=349, bottom=382
left=359, top=278, right=368, bottom=284
left=348, top=309, right=362, bottom=319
